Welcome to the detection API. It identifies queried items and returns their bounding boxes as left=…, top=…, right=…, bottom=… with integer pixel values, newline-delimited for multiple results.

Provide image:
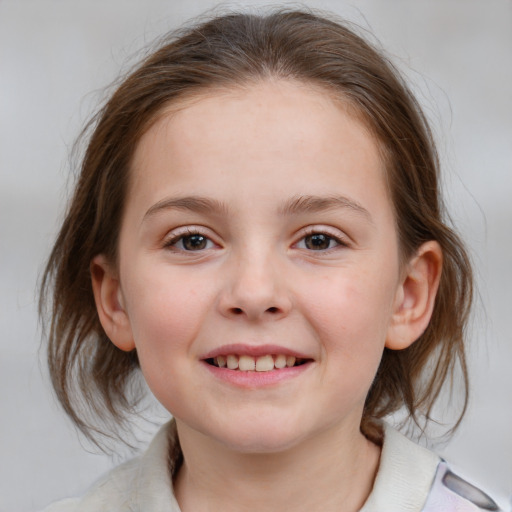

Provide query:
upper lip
left=200, top=344, right=313, bottom=360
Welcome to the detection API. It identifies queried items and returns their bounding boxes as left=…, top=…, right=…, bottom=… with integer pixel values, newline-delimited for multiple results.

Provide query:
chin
left=207, top=415, right=309, bottom=454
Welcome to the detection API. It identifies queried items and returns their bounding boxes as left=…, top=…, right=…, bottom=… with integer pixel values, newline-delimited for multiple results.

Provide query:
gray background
left=0, top=1, right=511, bottom=510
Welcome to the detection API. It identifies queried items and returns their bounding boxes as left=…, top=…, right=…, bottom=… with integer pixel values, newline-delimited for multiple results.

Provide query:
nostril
left=229, top=306, right=279, bottom=315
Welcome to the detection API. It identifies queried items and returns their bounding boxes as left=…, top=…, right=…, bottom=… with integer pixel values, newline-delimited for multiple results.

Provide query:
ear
left=90, top=255, right=136, bottom=352
left=386, top=241, right=443, bottom=350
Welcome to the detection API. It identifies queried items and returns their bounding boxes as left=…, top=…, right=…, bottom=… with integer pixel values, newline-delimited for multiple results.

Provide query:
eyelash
left=294, top=229, right=348, bottom=252
left=163, top=227, right=348, bottom=253
left=164, top=229, right=216, bottom=252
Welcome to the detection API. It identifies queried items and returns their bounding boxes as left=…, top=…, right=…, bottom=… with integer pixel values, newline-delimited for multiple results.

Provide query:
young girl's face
left=98, top=80, right=411, bottom=453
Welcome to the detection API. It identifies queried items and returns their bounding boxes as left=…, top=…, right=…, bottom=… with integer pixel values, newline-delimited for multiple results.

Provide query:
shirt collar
left=129, top=419, right=181, bottom=511
left=360, top=423, right=440, bottom=512
left=133, top=420, right=440, bottom=512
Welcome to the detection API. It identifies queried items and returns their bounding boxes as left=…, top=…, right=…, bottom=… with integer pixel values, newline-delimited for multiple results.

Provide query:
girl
left=39, top=8, right=505, bottom=512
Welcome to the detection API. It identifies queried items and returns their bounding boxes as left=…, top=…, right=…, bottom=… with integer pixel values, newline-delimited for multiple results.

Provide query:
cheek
left=120, top=268, right=213, bottom=410
left=301, top=268, right=397, bottom=359
left=121, top=267, right=210, bottom=362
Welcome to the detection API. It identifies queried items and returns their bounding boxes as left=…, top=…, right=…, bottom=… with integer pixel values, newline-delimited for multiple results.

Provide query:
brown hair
left=40, top=8, right=472, bottom=447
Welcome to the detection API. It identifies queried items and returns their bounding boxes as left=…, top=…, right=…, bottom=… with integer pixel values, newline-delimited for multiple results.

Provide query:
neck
left=174, top=420, right=381, bottom=512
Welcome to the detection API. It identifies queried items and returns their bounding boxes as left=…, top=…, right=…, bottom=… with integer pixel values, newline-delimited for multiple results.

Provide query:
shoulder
left=40, top=456, right=145, bottom=512
left=40, top=421, right=181, bottom=512
left=361, top=424, right=507, bottom=512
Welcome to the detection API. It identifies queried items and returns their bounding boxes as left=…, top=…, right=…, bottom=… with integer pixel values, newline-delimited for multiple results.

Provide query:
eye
left=296, top=232, right=343, bottom=251
left=166, top=232, right=215, bottom=251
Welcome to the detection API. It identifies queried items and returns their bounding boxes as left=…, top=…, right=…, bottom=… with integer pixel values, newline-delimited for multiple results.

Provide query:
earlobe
left=385, top=241, right=443, bottom=350
left=90, top=255, right=136, bottom=352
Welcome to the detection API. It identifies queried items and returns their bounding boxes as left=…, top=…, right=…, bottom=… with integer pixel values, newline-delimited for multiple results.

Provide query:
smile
left=205, top=354, right=310, bottom=372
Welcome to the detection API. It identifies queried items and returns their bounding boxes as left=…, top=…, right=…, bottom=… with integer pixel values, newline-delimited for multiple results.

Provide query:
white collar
left=83, top=420, right=439, bottom=512
left=361, top=423, right=440, bottom=512
left=75, top=421, right=180, bottom=511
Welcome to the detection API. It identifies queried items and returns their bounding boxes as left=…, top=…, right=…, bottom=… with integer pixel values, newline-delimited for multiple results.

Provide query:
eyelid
left=294, top=226, right=350, bottom=250
left=162, top=225, right=220, bottom=250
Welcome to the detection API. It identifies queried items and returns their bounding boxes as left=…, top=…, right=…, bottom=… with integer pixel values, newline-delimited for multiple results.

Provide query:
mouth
left=204, top=354, right=312, bottom=372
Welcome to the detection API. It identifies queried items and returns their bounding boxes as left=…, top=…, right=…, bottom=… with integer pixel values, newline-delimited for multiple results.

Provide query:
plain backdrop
left=0, top=1, right=511, bottom=511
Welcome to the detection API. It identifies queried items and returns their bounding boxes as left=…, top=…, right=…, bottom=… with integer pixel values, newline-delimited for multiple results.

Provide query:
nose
left=218, top=251, right=292, bottom=322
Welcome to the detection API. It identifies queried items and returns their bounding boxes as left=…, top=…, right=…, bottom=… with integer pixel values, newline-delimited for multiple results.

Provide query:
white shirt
left=42, top=421, right=504, bottom=512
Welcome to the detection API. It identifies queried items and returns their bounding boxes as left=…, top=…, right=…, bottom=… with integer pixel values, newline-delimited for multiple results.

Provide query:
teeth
left=211, top=354, right=307, bottom=371
left=239, top=355, right=256, bottom=371
left=256, top=355, right=274, bottom=372
left=274, top=354, right=287, bottom=369
left=227, top=355, right=239, bottom=370
left=286, top=356, right=296, bottom=368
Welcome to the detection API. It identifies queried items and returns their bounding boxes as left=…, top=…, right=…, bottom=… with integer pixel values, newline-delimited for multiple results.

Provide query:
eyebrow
left=143, top=196, right=230, bottom=221
left=143, top=194, right=373, bottom=223
left=279, top=195, right=373, bottom=223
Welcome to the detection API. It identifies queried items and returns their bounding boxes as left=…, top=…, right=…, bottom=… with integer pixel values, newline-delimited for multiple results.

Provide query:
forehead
left=128, top=80, right=390, bottom=217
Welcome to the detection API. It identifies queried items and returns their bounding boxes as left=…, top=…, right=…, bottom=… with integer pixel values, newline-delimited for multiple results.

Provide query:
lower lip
left=201, top=361, right=313, bottom=388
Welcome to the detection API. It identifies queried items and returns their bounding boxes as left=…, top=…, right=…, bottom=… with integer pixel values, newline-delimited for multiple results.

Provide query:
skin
left=92, top=80, right=442, bottom=512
